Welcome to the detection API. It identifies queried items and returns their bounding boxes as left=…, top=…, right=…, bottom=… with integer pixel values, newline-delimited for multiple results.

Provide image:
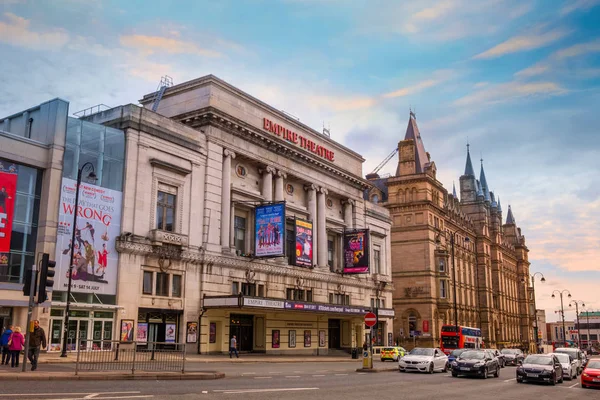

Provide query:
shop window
left=232, top=282, right=239, bottom=295
left=241, top=282, right=256, bottom=296
left=440, top=280, right=447, bottom=298
left=234, top=216, right=246, bottom=254
left=156, top=272, right=169, bottom=296
left=374, top=248, right=381, bottom=274
left=156, top=188, right=176, bottom=232
left=172, top=274, right=182, bottom=297
left=143, top=271, right=153, bottom=295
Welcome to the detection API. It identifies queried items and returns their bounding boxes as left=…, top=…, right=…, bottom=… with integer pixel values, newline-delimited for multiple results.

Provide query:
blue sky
left=1, top=0, right=599, bottom=322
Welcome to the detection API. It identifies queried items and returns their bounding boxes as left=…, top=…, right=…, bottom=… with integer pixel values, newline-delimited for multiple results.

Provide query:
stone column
left=230, top=203, right=235, bottom=249
left=261, top=166, right=275, bottom=202
left=274, top=170, right=287, bottom=202
left=317, top=187, right=328, bottom=267
left=344, top=199, right=354, bottom=228
left=220, top=149, right=235, bottom=250
left=305, top=184, right=318, bottom=267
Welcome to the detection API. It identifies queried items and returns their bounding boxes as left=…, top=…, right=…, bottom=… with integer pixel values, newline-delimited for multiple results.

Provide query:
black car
left=501, top=348, right=524, bottom=366
left=516, top=354, right=564, bottom=385
left=451, top=350, right=500, bottom=379
left=488, top=349, right=505, bottom=368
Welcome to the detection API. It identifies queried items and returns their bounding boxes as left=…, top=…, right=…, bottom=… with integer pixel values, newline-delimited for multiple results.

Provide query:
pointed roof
left=506, top=205, right=516, bottom=224
left=452, top=182, right=457, bottom=197
left=490, top=191, right=497, bottom=208
left=476, top=180, right=484, bottom=198
left=479, top=160, right=491, bottom=202
left=464, top=144, right=475, bottom=176
left=404, top=111, right=429, bottom=174
left=497, top=197, right=502, bottom=213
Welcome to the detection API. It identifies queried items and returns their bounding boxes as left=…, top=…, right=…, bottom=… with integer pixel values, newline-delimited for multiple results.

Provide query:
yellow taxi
left=380, top=346, right=406, bottom=362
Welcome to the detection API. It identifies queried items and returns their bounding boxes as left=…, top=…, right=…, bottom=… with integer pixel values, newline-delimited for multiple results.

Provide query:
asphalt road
left=0, top=363, right=595, bottom=400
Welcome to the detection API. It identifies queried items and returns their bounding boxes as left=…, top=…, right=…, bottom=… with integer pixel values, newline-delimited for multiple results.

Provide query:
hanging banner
left=294, top=218, right=313, bottom=267
left=343, top=229, right=370, bottom=274
left=54, top=177, right=122, bottom=295
left=254, top=202, right=285, bottom=257
left=0, top=161, right=18, bottom=268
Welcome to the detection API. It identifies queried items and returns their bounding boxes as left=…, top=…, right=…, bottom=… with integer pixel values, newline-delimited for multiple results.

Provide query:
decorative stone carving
left=149, top=229, right=189, bottom=247
left=404, top=286, right=428, bottom=298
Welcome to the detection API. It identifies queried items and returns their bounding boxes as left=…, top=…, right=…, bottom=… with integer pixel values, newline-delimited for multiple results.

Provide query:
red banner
left=423, top=320, right=429, bottom=333
left=0, top=162, right=18, bottom=267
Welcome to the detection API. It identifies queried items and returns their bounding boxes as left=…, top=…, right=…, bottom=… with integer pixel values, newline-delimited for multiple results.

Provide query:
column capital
left=344, top=198, right=355, bottom=206
left=304, top=183, right=318, bottom=192
left=224, top=149, right=236, bottom=159
left=318, top=187, right=329, bottom=195
left=276, top=170, right=287, bottom=179
left=260, top=165, right=276, bottom=175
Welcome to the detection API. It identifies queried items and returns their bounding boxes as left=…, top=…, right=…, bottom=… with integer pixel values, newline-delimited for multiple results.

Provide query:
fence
left=75, top=340, right=186, bottom=375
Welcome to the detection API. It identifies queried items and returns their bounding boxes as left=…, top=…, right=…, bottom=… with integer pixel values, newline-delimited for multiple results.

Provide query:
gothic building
left=365, top=111, right=534, bottom=351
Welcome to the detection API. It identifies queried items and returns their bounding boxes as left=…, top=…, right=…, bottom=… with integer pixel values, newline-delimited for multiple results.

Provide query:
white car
left=552, top=352, right=578, bottom=380
left=398, top=347, right=449, bottom=373
left=554, top=347, right=585, bottom=374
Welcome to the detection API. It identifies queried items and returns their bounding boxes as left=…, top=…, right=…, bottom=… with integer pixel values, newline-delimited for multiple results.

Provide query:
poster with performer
left=254, top=202, right=285, bottom=257
left=0, top=161, right=18, bottom=268
left=294, top=218, right=313, bottom=267
left=343, top=229, right=370, bottom=274
left=54, top=177, right=123, bottom=295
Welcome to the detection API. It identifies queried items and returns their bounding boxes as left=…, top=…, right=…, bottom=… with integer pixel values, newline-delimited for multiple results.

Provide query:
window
left=374, top=249, right=381, bottom=274
left=327, top=239, right=334, bottom=268
left=258, top=284, right=265, bottom=297
left=241, top=282, right=256, bottom=296
left=172, top=275, right=182, bottom=297
left=143, top=271, right=153, bottom=294
left=232, top=282, right=239, bottom=295
left=156, top=189, right=176, bottom=231
left=234, top=216, right=246, bottom=253
left=439, top=259, right=445, bottom=272
left=330, top=293, right=349, bottom=305
left=307, top=290, right=313, bottom=302
left=156, top=272, right=169, bottom=296
left=287, top=288, right=311, bottom=301
left=286, top=228, right=295, bottom=265
left=440, top=280, right=447, bottom=298
left=371, top=194, right=379, bottom=204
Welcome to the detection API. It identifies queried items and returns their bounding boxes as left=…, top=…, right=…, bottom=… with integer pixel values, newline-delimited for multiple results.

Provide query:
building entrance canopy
left=203, top=295, right=394, bottom=318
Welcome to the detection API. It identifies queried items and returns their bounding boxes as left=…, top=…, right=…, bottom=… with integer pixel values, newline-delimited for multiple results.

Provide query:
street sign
left=364, top=312, right=377, bottom=327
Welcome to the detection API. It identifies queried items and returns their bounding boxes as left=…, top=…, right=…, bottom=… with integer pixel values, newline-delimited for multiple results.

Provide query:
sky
left=1, top=0, right=599, bottom=323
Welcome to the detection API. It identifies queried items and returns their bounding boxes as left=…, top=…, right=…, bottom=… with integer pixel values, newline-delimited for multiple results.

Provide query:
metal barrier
left=75, top=340, right=186, bottom=375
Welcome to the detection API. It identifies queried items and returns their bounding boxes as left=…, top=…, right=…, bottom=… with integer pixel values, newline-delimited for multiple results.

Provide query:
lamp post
left=450, top=233, right=470, bottom=332
left=522, top=272, right=545, bottom=351
left=551, top=289, right=572, bottom=348
left=569, top=300, right=585, bottom=350
left=60, top=162, right=96, bottom=358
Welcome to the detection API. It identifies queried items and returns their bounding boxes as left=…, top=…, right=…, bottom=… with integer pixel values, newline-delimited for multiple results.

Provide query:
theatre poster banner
left=254, top=202, right=285, bottom=257
left=0, top=162, right=18, bottom=268
left=54, top=177, right=122, bottom=295
left=294, top=218, right=313, bottom=267
left=343, top=229, right=370, bottom=274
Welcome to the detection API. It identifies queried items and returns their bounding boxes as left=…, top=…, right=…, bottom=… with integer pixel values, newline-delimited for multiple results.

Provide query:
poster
left=319, top=330, right=326, bottom=347
left=137, top=323, right=148, bottom=343
left=186, top=322, right=198, bottom=343
left=289, top=330, right=296, bottom=348
left=54, top=177, right=122, bottom=295
left=165, top=324, right=176, bottom=343
left=209, top=322, right=216, bottom=343
left=343, top=229, right=370, bottom=274
left=120, top=319, right=134, bottom=342
left=0, top=161, right=18, bottom=268
left=272, top=330, right=280, bottom=348
left=254, top=202, right=285, bottom=257
left=294, top=218, right=313, bottom=267
left=304, top=330, right=311, bottom=347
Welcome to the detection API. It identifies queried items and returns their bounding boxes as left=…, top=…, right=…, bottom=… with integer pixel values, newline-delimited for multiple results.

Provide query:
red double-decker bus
left=440, top=325, right=482, bottom=355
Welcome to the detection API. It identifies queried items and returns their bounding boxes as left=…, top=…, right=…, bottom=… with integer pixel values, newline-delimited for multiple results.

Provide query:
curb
left=0, top=372, right=225, bottom=381
left=356, top=367, right=398, bottom=373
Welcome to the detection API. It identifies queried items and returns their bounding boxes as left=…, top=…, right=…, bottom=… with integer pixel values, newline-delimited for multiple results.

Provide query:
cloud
left=560, top=0, right=600, bottom=15
left=454, top=81, right=566, bottom=106
left=553, top=39, right=600, bottom=59
left=474, top=28, right=569, bottom=59
left=515, top=64, right=550, bottom=78
left=383, top=70, right=454, bottom=99
left=308, top=95, right=377, bottom=111
left=0, top=12, right=69, bottom=50
left=413, top=0, right=458, bottom=20
left=119, top=34, right=222, bottom=57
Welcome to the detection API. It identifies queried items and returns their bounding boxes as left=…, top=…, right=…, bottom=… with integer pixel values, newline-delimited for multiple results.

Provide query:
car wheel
left=428, top=363, right=434, bottom=374
left=516, top=377, right=523, bottom=383
left=494, top=366, right=499, bottom=378
left=558, top=374, right=563, bottom=384
left=442, top=363, right=448, bottom=373
left=550, top=373, right=556, bottom=386
left=482, top=367, right=488, bottom=379
left=452, top=372, right=458, bottom=377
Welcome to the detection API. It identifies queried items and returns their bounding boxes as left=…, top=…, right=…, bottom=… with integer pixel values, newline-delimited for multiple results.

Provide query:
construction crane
left=151, top=75, right=173, bottom=111
left=369, top=148, right=398, bottom=176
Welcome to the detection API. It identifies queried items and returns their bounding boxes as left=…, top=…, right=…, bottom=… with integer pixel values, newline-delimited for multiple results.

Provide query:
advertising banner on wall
left=343, top=229, right=370, bottom=274
left=254, top=202, right=285, bottom=257
left=54, top=177, right=122, bottom=295
left=0, top=162, right=18, bottom=268
left=294, top=218, right=313, bottom=267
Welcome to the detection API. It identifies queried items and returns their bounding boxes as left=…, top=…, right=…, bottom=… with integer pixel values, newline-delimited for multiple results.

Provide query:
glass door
left=50, top=319, right=62, bottom=352
left=78, top=320, right=89, bottom=350
left=92, top=320, right=113, bottom=350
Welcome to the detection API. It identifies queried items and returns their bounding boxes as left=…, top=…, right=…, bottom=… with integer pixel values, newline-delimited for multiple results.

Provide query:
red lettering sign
left=0, top=163, right=18, bottom=267
left=262, top=118, right=335, bottom=162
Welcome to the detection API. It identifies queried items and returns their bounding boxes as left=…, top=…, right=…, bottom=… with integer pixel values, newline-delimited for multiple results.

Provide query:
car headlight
left=473, top=362, right=484, bottom=368
left=452, top=361, right=458, bottom=366
left=583, top=373, right=589, bottom=377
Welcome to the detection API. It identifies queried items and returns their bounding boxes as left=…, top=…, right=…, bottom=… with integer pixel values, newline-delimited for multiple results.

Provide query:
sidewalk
left=0, top=370, right=225, bottom=381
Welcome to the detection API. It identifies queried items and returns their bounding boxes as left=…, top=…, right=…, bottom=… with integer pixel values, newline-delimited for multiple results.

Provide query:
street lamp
left=569, top=300, right=585, bottom=350
left=551, top=289, right=572, bottom=348
left=60, top=162, right=96, bottom=358
left=522, top=272, right=545, bottom=351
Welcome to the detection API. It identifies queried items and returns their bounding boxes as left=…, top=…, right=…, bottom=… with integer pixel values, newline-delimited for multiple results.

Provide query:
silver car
left=552, top=352, right=577, bottom=380
left=398, top=347, right=449, bottom=374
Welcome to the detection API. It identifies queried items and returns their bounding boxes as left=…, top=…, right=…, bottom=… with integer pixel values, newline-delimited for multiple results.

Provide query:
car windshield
left=450, top=349, right=466, bottom=357
left=555, top=349, right=576, bottom=358
left=554, top=354, right=570, bottom=363
left=383, top=348, right=396, bottom=352
left=501, top=349, right=520, bottom=354
left=460, top=351, right=486, bottom=360
left=409, top=348, right=434, bottom=356
left=587, top=361, right=600, bottom=369
left=524, top=356, right=553, bottom=366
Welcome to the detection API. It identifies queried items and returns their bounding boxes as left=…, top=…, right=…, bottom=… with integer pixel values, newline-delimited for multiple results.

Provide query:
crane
left=369, top=148, right=398, bottom=176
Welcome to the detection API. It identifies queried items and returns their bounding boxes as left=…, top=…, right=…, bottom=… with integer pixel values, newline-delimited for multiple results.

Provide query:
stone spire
left=453, top=182, right=457, bottom=197
left=506, top=205, right=516, bottom=224
left=404, top=110, right=428, bottom=174
left=490, top=191, right=497, bottom=208
left=476, top=180, right=484, bottom=198
left=479, top=159, right=491, bottom=202
left=497, top=197, right=502, bottom=213
left=464, top=143, right=475, bottom=176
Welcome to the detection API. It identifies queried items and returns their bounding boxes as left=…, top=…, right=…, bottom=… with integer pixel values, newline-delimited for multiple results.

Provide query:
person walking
left=1, top=325, right=13, bottom=365
left=8, top=326, right=24, bottom=368
left=229, top=335, right=239, bottom=358
left=28, top=320, right=46, bottom=371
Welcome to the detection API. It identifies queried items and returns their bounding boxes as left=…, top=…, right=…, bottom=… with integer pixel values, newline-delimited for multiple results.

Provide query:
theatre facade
left=84, top=75, right=394, bottom=354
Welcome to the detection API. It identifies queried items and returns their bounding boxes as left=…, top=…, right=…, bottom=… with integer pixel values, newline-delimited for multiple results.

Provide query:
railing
left=75, top=340, right=186, bottom=375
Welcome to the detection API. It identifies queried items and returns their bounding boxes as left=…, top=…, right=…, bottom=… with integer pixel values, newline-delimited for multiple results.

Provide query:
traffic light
left=22, top=268, right=34, bottom=296
left=37, top=253, right=56, bottom=303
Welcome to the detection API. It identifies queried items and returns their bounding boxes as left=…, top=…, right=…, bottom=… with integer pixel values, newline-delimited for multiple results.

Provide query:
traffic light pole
left=21, top=262, right=37, bottom=372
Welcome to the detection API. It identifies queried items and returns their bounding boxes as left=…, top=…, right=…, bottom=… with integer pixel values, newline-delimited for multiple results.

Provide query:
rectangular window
left=440, top=280, right=447, bottom=298
left=345, top=294, right=350, bottom=305
left=371, top=298, right=375, bottom=309
left=172, top=275, right=182, bottom=297
left=156, top=190, right=176, bottom=231
left=241, top=282, right=256, bottom=296
left=155, top=272, right=169, bottom=296
left=258, top=284, right=265, bottom=297
left=232, top=282, right=239, bottom=295
left=327, top=239, right=334, bottom=268
left=307, top=290, right=313, bottom=302
left=374, top=249, right=381, bottom=274
left=329, top=293, right=333, bottom=304
left=142, top=271, right=153, bottom=295
left=234, top=216, right=246, bottom=254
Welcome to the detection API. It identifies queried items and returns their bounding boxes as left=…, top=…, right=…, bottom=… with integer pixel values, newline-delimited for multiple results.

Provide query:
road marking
left=214, top=388, right=319, bottom=394
left=335, top=373, right=348, bottom=376
left=285, top=375, right=301, bottom=378
left=293, top=370, right=302, bottom=373
left=504, top=378, right=516, bottom=382
left=241, top=372, right=256, bottom=375
left=569, top=383, right=579, bottom=388
left=357, top=373, right=367, bottom=375
left=316, top=370, right=329, bottom=372
left=312, top=374, right=326, bottom=377
left=254, top=376, right=272, bottom=379
left=268, top=371, right=281, bottom=374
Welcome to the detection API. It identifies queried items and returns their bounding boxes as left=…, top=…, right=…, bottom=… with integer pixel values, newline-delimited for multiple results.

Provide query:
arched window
left=371, top=194, right=379, bottom=204
left=408, top=313, right=417, bottom=335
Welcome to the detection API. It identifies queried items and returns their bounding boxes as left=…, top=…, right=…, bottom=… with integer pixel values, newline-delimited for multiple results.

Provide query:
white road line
left=293, top=370, right=302, bottom=373
left=268, top=372, right=281, bottom=374
left=241, top=372, right=256, bottom=375
left=569, top=383, right=579, bottom=388
left=285, top=375, right=301, bottom=378
left=316, top=370, right=329, bottom=372
left=215, top=388, right=319, bottom=394
left=254, top=376, right=272, bottom=379
left=357, top=373, right=367, bottom=375
left=335, top=373, right=348, bottom=376
left=504, top=378, right=516, bottom=382
left=0, top=393, right=142, bottom=398
left=312, top=375, right=326, bottom=377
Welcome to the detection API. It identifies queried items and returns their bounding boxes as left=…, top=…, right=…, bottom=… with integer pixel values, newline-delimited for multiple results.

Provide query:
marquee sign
left=263, top=118, right=335, bottom=162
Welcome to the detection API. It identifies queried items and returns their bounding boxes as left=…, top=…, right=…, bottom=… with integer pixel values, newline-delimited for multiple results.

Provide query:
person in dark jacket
left=0, top=325, right=13, bottom=365
left=27, top=320, right=46, bottom=371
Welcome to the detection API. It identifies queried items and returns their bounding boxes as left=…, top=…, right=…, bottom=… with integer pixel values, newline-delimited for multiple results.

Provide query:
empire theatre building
left=87, top=75, right=394, bottom=354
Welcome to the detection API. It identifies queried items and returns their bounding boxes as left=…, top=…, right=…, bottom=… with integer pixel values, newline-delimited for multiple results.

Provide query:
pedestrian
left=229, top=335, right=239, bottom=358
left=8, top=326, right=24, bottom=368
left=1, top=324, right=13, bottom=365
left=27, top=320, right=47, bottom=371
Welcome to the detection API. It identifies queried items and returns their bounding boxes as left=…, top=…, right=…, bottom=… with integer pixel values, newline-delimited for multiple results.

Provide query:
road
left=0, top=362, right=594, bottom=400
